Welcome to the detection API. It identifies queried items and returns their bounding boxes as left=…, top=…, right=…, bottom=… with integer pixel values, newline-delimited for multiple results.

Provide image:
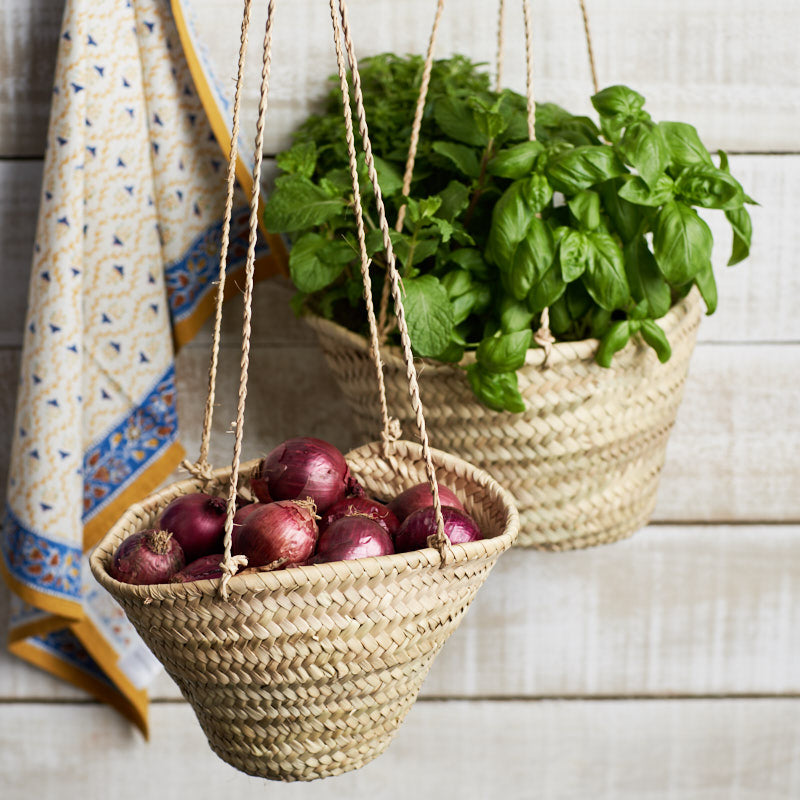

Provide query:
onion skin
left=233, top=502, right=263, bottom=528
left=158, top=493, right=227, bottom=562
left=387, top=482, right=464, bottom=523
left=171, top=554, right=225, bottom=584
left=321, top=496, right=399, bottom=537
left=313, top=516, right=395, bottom=564
left=251, top=437, right=359, bottom=513
left=394, top=505, right=482, bottom=553
left=110, top=529, right=185, bottom=585
left=232, top=500, right=318, bottom=569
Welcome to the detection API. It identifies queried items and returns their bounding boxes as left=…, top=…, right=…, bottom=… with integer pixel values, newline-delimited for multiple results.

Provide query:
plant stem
left=464, top=139, right=495, bottom=228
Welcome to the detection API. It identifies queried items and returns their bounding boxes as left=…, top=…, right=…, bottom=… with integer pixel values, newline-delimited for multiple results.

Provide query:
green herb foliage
left=264, top=55, right=754, bottom=412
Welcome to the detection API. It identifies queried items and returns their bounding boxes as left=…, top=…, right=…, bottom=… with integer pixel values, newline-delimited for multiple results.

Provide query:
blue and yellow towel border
left=2, top=0, right=288, bottom=736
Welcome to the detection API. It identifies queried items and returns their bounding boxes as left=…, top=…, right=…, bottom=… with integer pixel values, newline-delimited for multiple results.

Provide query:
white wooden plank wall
left=1, top=1, right=798, bottom=797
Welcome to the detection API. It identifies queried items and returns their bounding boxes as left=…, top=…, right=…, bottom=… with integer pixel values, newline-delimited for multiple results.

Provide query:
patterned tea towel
left=1, top=0, right=287, bottom=734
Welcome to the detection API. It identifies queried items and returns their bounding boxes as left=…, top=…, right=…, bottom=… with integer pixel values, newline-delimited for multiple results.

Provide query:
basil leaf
left=584, top=231, right=630, bottom=310
left=436, top=181, right=471, bottom=222
left=589, top=307, right=613, bottom=340
left=565, top=280, right=593, bottom=321
left=507, top=218, right=555, bottom=300
left=432, top=141, right=482, bottom=179
left=619, top=120, right=668, bottom=189
left=477, top=330, right=533, bottom=373
left=449, top=248, right=491, bottom=280
left=568, top=189, right=601, bottom=230
left=525, top=173, right=555, bottom=214
left=500, top=296, right=535, bottom=333
left=441, top=269, right=475, bottom=325
left=402, top=275, right=455, bottom=357
left=549, top=295, right=572, bottom=335
left=596, top=320, right=632, bottom=367
left=373, top=156, right=404, bottom=196
left=659, top=121, right=713, bottom=167
left=591, top=85, right=646, bottom=118
left=618, top=174, right=674, bottom=207
left=486, top=180, right=535, bottom=269
left=546, top=146, right=627, bottom=194
left=653, top=200, right=713, bottom=283
left=559, top=229, right=592, bottom=281
left=725, top=205, right=752, bottom=266
left=288, top=233, right=351, bottom=293
left=624, top=237, right=671, bottom=319
left=639, top=320, right=672, bottom=363
left=529, top=262, right=567, bottom=312
left=488, top=140, right=545, bottom=179
left=263, top=176, right=347, bottom=232
left=465, top=365, right=526, bottom=413
left=694, top=262, right=718, bottom=314
left=276, top=140, right=317, bottom=179
left=674, top=164, right=745, bottom=210
left=434, top=96, right=489, bottom=146
left=599, top=179, right=642, bottom=242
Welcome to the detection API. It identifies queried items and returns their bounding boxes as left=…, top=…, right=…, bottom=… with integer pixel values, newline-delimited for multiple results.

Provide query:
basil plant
left=263, top=54, right=753, bottom=413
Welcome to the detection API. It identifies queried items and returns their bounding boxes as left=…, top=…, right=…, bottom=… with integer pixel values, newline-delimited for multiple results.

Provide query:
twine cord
left=378, top=0, right=446, bottom=340
left=219, top=0, right=278, bottom=600
left=579, top=0, right=599, bottom=95
left=334, top=0, right=451, bottom=563
left=328, top=0, right=396, bottom=456
left=496, top=0, right=506, bottom=91
left=187, top=0, right=255, bottom=484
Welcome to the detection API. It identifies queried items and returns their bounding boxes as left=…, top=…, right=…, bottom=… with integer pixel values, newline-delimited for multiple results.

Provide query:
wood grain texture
left=2, top=699, right=799, bottom=799
left=0, top=155, right=797, bottom=348
left=2, top=525, right=798, bottom=700
left=0, top=0, right=65, bottom=157
left=3, top=0, right=798, bottom=157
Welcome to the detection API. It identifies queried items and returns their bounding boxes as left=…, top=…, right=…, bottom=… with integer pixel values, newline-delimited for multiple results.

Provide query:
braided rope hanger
left=183, top=0, right=454, bottom=598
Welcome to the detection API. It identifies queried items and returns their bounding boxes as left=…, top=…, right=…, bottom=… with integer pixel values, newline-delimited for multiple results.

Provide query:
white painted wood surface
left=1, top=1, right=798, bottom=797
left=3, top=0, right=799, bottom=156
left=3, top=700, right=800, bottom=799
left=2, top=525, right=799, bottom=701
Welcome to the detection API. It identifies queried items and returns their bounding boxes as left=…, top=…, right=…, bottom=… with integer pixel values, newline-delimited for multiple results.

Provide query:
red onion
left=251, top=437, right=360, bottom=513
left=232, top=500, right=318, bottom=569
left=387, top=482, right=464, bottom=522
left=158, top=493, right=227, bottom=562
left=313, top=516, right=395, bottom=564
left=394, top=505, right=483, bottom=553
left=110, top=529, right=185, bottom=585
left=321, top=496, right=399, bottom=537
left=171, top=554, right=225, bottom=583
left=233, top=502, right=263, bottom=527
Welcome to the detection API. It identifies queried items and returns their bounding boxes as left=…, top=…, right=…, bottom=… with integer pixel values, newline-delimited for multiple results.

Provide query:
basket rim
left=305, top=287, right=702, bottom=372
left=89, top=439, right=520, bottom=603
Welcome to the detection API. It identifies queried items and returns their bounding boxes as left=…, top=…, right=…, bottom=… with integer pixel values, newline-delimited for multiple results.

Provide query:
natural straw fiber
left=90, top=441, right=518, bottom=781
left=307, top=289, right=702, bottom=550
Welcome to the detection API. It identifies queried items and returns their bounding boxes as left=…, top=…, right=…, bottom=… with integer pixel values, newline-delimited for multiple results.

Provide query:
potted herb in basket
left=263, top=53, right=754, bottom=549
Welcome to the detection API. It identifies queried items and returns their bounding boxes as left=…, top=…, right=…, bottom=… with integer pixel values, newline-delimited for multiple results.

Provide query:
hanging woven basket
left=307, top=288, right=701, bottom=550
left=90, top=0, right=518, bottom=781
left=295, top=0, right=704, bottom=549
left=90, top=442, right=517, bottom=780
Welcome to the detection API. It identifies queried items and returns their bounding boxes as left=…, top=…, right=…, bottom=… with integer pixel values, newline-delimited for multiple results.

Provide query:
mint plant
left=263, top=54, right=754, bottom=413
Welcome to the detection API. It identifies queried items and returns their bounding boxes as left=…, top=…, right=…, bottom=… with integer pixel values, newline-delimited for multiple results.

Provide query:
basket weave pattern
left=90, top=440, right=518, bottom=781
left=308, top=290, right=702, bottom=550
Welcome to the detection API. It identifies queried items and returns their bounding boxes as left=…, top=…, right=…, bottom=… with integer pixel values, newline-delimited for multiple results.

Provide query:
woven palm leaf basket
left=90, top=443, right=518, bottom=780
left=91, top=0, right=519, bottom=782
left=308, top=287, right=701, bottom=550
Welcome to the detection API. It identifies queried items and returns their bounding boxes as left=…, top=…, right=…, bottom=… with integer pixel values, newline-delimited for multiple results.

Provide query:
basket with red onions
left=89, top=6, right=520, bottom=779
left=106, top=436, right=484, bottom=585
